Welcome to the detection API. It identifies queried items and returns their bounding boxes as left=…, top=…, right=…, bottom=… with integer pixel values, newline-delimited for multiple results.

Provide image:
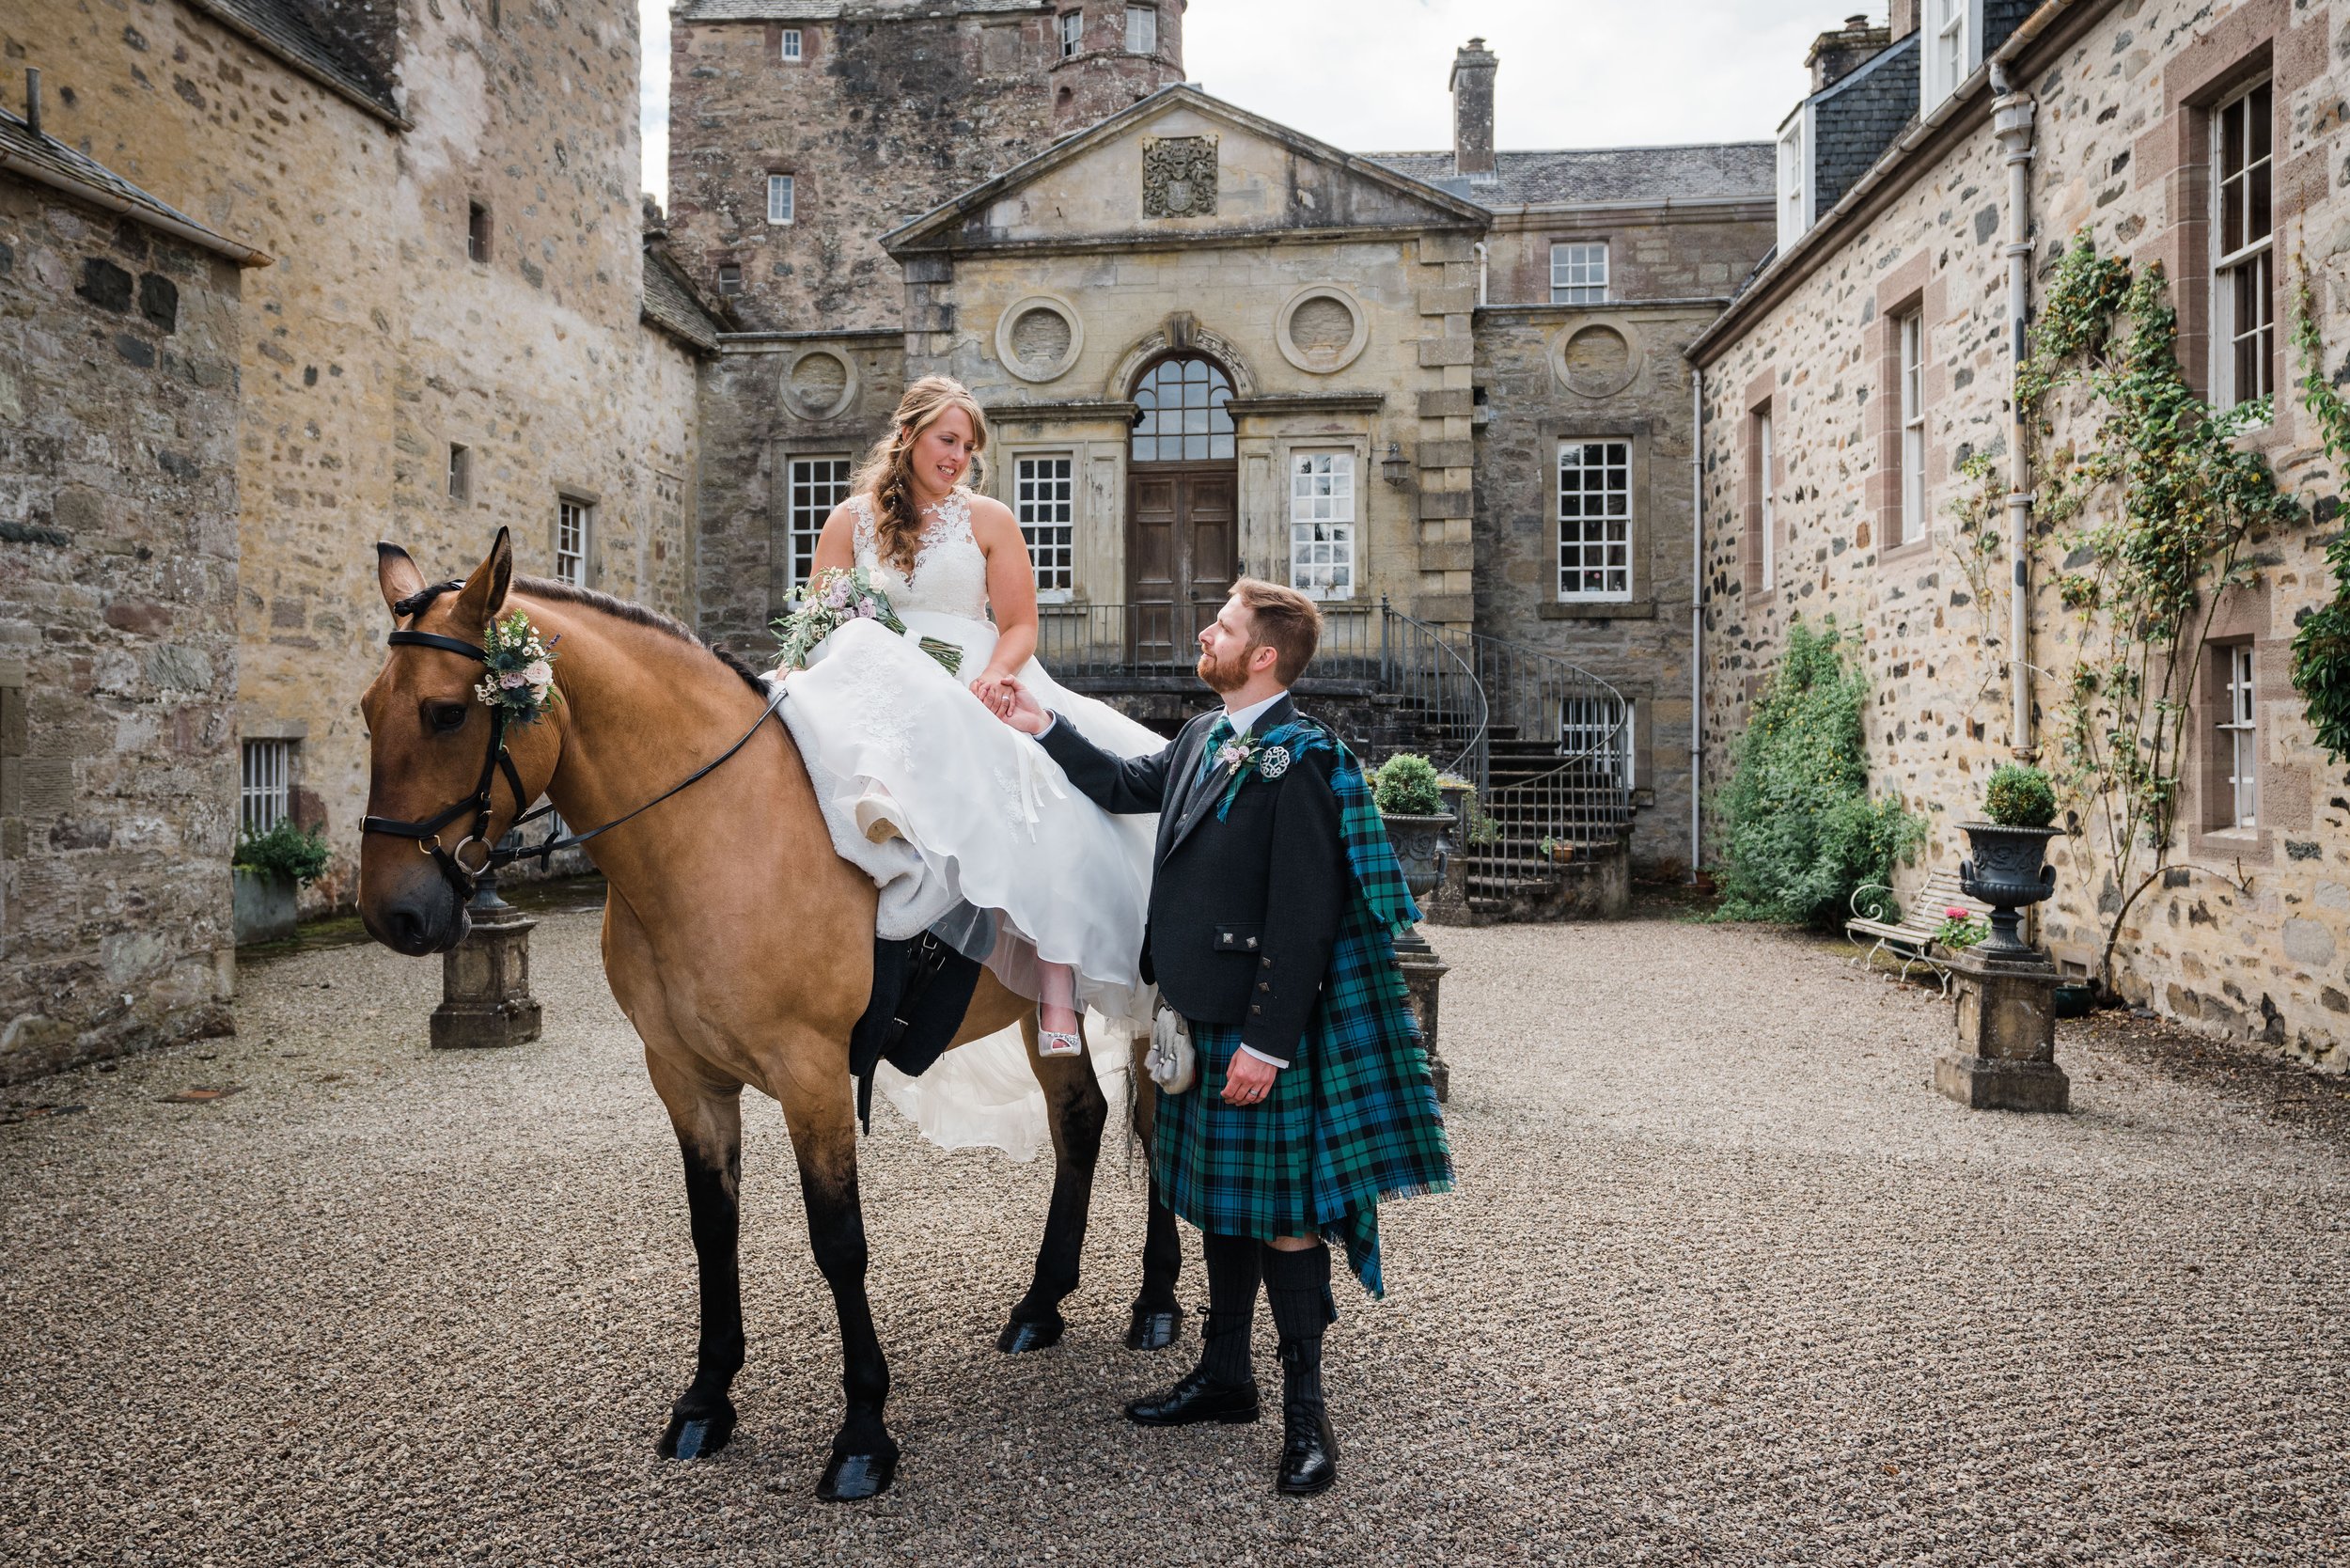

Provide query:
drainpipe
left=1991, top=65, right=2037, bottom=755
left=1689, top=363, right=1705, bottom=881
left=1471, top=242, right=1489, bottom=306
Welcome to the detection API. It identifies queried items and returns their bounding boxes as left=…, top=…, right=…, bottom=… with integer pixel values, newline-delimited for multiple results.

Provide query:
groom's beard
left=1197, top=645, right=1250, bottom=694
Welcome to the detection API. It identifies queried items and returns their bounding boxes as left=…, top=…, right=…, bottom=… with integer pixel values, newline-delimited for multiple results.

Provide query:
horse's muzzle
left=364, top=894, right=472, bottom=957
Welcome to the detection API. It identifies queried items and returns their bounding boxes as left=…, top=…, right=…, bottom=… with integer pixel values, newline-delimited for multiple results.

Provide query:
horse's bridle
left=361, top=581, right=789, bottom=902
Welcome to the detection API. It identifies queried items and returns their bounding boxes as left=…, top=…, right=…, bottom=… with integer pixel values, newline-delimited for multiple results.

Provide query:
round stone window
left=995, top=294, right=1085, bottom=384
left=1276, top=285, right=1369, bottom=374
left=1553, top=321, right=1644, bottom=398
left=784, top=348, right=856, bottom=419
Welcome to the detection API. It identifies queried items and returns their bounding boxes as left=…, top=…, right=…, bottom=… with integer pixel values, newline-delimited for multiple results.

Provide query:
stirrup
left=1037, top=1028, right=1084, bottom=1058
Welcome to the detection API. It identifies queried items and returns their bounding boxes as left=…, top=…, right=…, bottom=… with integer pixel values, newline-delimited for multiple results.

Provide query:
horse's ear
left=377, top=542, right=427, bottom=620
left=450, top=527, right=513, bottom=633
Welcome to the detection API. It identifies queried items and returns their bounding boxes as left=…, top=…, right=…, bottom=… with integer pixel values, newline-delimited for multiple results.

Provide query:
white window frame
left=1757, top=413, right=1776, bottom=593
left=1125, top=5, right=1156, bottom=55
left=1549, top=242, right=1608, bottom=306
left=241, top=738, right=293, bottom=837
left=1898, top=310, right=1924, bottom=549
left=447, top=443, right=470, bottom=503
left=1556, top=439, right=1634, bottom=604
left=1776, top=110, right=1811, bottom=253
left=1289, top=450, right=1357, bottom=602
left=1058, top=10, right=1082, bottom=58
left=2219, top=644, right=2257, bottom=830
left=555, top=496, right=592, bottom=588
left=2211, top=79, right=2275, bottom=411
left=1921, top=0, right=1979, bottom=115
left=1561, top=695, right=1635, bottom=791
left=1014, top=454, right=1077, bottom=602
left=766, top=174, right=795, bottom=227
left=779, top=27, right=802, bottom=62
left=715, top=263, right=743, bottom=296
left=787, top=456, right=854, bottom=591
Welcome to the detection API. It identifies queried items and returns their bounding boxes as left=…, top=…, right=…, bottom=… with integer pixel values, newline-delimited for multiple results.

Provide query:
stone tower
left=666, top=1, right=1187, bottom=333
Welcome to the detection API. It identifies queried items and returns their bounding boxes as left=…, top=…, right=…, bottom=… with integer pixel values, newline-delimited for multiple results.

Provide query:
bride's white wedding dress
left=774, top=489, right=1164, bottom=1159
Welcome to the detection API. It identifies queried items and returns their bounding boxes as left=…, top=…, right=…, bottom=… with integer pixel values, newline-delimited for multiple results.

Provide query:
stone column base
left=1933, top=1052, right=2069, bottom=1113
left=1938, top=945, right=2066, bottom=1114
left=1397, top=939, right=1449, bottom=1104
left=431, top=909, right=542, bottom=1050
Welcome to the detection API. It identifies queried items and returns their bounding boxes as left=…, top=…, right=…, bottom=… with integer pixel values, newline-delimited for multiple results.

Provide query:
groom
left=995, top=578, right=1451, bottom=1497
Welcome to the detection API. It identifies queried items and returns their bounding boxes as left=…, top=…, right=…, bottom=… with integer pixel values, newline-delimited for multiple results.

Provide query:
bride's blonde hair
left=853, top=376, right=991, bottom=574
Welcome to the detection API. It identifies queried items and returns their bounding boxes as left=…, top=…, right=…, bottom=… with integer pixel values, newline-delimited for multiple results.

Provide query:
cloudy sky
left=639, top=1, right=1850, bottom=204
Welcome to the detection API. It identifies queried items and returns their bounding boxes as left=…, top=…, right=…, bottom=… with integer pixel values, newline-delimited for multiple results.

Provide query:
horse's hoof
left=996, top=1314, right=1065, bottom=1354
left=817, top=1436, right=900, bottom=1502
left=1125, top=1305, right=1184, bottom=1352
left=658, top=1397, right=737, bottom=1461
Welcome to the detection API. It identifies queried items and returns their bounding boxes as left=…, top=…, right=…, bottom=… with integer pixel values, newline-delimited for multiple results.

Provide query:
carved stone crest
left=1142, top=136, right=1218, bottom=218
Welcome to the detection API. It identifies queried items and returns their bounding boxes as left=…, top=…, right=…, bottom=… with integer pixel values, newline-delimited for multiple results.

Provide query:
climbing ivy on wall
left=2021, top=235, right=2295, bottom=991
left=2288, top=270, right=2350, bottom=763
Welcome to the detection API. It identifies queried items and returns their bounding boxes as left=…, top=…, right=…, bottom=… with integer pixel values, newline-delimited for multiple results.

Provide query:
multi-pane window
left=1898, top=310, right=1924, bottom=548
left=241, top=739, right=292, bottom=836
left=2213, top=80, right=2274, bottom=409
left=466, top=201, right=491, bottom=264
left=1126, top=5, right=1157, bottom=54
left=1015, top=455, right=1076, bottom=598
left=1923, top=0, right=1970, bottom=109
left=2219, top=644, right=2258, bottom=829
left=1058, top=10, right=1082, bottom=57
left=715, top=263, right=743, bottom=295
left=1557, top=440, right=1632, bottom=603
left=788, top=458, right=854, bottom=589
left=447, top=443, right=470, bottom=503
left=1561, top=695, right=1635, bottom=789
left=1131, top=356, right=1235, bottom=462
left=767, top=174, right=795, bottom=226
left=1776, top=114, right=1809, bottom=251
left=1756, top=412, right=1777, bottom=593
left=1290, top=451, right=1356, bottom=601
left=780, top=27, right=802, bottom=61
left=556, top=497, right=590, bottom=588
left=1550, top=242, right=1608, bottom=306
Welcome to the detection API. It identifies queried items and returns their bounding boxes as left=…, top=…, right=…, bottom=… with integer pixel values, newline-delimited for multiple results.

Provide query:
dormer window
left=1776, top=110, right=1810, bottom=252
left=1921, top=0, right=1977, bottom=113
left=1126, top=6, right=1157, bottom=55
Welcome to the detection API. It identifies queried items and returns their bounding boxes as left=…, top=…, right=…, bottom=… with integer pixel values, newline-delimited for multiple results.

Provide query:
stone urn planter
left=1380, top=812, right=1452, bottom=904
left=231, top=868, right=297, bottom=946
left=1956, top=822, right=2060, bottom=958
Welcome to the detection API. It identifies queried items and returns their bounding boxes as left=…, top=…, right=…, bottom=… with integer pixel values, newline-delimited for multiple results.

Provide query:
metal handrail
left=1374, top=600, right=1490, bottom=787
left=1456, top=628, right=1633, bottom=875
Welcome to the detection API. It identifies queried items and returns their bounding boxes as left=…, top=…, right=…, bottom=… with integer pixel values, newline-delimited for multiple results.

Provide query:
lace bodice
left=851, top=490, right=991, bottom=621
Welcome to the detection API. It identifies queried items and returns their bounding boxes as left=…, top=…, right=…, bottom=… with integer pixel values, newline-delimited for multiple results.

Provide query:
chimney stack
left=1888, top=1, right=1919, bottom=43
left=1450, top=38, right=1496, bottom=182
left=1806, top=13, right=1890, bottom=92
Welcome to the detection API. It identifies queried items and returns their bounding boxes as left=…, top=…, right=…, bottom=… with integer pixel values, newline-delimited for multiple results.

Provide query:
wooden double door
left=1126, top=463, right=1238, bottom=666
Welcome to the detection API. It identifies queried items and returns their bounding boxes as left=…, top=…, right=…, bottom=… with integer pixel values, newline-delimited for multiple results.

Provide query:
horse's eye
left=427, top=702, right=469, bottom=734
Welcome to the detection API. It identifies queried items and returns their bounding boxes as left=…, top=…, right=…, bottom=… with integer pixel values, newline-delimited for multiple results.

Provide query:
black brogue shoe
left=1275, top=1399, right=1338, bottom=1496
left=1122, top=1368, right=1261, bottom=1427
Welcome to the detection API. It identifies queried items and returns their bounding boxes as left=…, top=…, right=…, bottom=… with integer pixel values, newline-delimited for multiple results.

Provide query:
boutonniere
left=473, top=609, right=561, bottom=723
left=1213, top=736, right=1293, bottom=820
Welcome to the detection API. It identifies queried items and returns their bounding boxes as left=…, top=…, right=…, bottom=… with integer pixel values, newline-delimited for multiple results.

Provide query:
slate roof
left=0, top=104, right=266, bottom=264
left=672, top=0, right=1043, bottom=20
left=1809, top=33, right=1919, bottom=222
left=640, top=243, right=727, bottom=354
left=180, top=0, right=403, bottom=125
left=1363, top=142, right=1773, bottom=210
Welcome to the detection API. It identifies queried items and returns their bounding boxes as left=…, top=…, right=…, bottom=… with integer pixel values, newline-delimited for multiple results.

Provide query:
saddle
left=848, top=930, right=983, bottom=1134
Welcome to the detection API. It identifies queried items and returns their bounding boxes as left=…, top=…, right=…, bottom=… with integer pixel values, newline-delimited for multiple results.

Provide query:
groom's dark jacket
left=1038, top=695, right=1345, bottom=1061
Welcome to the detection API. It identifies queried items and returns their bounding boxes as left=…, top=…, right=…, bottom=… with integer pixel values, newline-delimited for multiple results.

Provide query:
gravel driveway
left=5, top=904, right=2346, bottom=1565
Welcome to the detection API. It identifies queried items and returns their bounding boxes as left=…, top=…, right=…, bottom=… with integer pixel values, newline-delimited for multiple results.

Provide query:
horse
left=355, top=527, right=1181, bottom=1500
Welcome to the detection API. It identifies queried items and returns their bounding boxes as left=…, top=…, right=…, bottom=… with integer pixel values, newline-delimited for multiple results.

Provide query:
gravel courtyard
left=5, top=902, right=2348, bottom=1566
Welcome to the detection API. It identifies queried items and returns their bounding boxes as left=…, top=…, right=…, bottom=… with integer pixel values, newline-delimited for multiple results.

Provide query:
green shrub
left=234, top=820, right=332, bottom=886
left=1714, top=619, right=1925, bottom=928
left=1373, top=752, right=1446, bottom=816
left=1983, top=762, right=2057, bottom=828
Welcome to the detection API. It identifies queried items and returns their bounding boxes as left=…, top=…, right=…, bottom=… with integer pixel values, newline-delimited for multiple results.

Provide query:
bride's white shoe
left=853, top=789, right=905, bottom=844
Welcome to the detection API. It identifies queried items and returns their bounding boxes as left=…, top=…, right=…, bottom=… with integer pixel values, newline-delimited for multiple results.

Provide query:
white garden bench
left=1845, top=869, right=1995, bottom=996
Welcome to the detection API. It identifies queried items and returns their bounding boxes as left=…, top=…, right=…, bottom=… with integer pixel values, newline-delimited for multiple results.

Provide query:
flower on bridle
left=473, top=609, right=561, bottom=722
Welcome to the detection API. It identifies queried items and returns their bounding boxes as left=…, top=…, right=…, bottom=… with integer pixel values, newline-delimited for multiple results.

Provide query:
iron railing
left=1455, top=631, right=1633, bottom=875
left=1038, top=599, right=1380, bottom=678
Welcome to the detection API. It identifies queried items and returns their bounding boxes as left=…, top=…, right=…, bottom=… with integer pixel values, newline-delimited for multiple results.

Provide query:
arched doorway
left=1127, top=354, right=1239, bottom=665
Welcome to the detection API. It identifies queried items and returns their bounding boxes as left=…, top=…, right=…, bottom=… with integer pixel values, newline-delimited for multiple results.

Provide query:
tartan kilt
left=1152, top=1022, right=1317, bottom=1243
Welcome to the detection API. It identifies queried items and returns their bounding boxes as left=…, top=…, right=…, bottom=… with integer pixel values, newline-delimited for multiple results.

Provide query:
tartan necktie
left=1195, top=713, right=1235, bottom=787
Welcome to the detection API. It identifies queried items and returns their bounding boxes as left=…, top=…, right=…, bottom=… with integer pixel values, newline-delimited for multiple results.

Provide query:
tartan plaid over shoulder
left=1152, top=718, right=1454, bottom=1296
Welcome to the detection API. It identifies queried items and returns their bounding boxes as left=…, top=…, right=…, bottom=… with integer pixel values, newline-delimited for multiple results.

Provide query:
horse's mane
left=399, top=574, right=770, bottom=697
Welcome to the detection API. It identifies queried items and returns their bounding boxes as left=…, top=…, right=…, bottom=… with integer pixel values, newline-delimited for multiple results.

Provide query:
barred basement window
left=1016, top=455, right=1076, bottom=599
left=780, top=27, right=802, bottom=61
left=2212, top=79, right=2274, bottom=409
left=1125, top=5, right=1157, bottom=55
left=1557, top=440, right=1632, bottom=603
left=1058, top=10, right=1082, bottom=57
left=241, top=739, right=293, bottom=836
left=767, top=173, right=795, bottom=226
left=1549, top=243, right=1608, bottom=306
left=1289, top=451, right=1355, bottom=601
left=789, top=457, right=854, bottom=588
left=466, top=201, right=492, bottom=264
left=447, top=443, right=471, bottom=503
left=555, top=496, right=592, bottom=588
left=1896, top=309, right=1924, bottom=548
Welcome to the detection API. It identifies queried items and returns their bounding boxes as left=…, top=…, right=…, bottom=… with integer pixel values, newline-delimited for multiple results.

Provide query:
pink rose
left=500, top=671, right=526, bottom=688
left=523, top=660, right=553, bottom=688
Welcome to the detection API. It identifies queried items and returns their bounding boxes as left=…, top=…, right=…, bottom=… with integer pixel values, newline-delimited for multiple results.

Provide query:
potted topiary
left=1957, top=762, right=2060, bottom=959
left=232, top=820, right=332, bottom=944
left=1373, top=752, right=1452, bottom=902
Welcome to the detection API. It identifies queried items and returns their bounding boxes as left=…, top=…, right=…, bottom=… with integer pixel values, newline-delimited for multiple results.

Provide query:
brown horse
left=356, top=528, right=1159, bottom=1500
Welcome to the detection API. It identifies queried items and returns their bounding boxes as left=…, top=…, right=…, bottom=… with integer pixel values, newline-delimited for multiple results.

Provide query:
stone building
left=1, top=77, right=259, bottom=1078
left=1690, top=0, right=2350, bottom=1067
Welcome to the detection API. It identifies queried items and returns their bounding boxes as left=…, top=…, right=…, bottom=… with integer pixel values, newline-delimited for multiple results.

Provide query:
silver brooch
left=1258, top=745, right=1291, bottom=778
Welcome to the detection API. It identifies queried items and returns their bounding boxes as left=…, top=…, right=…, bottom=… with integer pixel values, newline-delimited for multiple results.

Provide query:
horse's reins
left=360, top=579, right=789, bottom=902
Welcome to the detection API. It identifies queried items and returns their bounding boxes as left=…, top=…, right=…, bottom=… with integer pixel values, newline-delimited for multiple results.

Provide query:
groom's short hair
left=1230, top=577, right=1322, bottom=686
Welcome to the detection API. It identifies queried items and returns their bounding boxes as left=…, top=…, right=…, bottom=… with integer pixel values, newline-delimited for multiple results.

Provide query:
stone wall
left=1474, top=304, right=1712, bottom=873
left=1480, top=209, right=1774, bottom=308
left=0, top=175, right=243, bottom=1082
left=1694, top=0, right=2350, bottom=1068
left=8, top=0, right=704, bottom=912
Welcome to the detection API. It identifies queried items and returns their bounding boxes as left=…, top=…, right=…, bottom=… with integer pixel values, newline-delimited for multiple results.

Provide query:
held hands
left=975, top=674, right=1050, bottom=734
left=1222, top=1050, right=1277, bottom=1106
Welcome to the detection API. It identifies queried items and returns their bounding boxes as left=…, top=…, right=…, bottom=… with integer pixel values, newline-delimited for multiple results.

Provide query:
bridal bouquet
left=772, top=566, right=906, bottom=670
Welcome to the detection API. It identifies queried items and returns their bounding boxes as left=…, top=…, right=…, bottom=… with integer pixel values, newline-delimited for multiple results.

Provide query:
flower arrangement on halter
left=773, top=566, right=906, bottom=670
left=474, top=609, right=560, bottom=723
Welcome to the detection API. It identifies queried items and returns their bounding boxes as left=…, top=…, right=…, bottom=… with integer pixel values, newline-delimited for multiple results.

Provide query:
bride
left=776, top=376, right=1167, bottom=1155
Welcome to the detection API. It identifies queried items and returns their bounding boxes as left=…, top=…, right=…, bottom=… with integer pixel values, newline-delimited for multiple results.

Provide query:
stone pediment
left=882, top=86, right=1487, bottom=257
